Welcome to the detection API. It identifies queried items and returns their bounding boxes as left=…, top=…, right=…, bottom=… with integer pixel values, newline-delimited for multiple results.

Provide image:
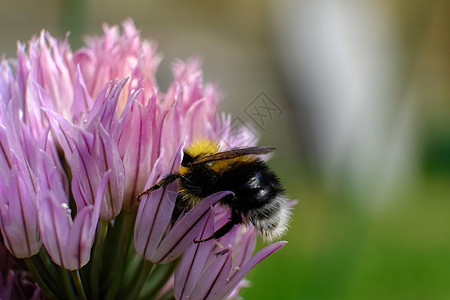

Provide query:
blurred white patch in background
left=271, top=0, right=417, bottom=209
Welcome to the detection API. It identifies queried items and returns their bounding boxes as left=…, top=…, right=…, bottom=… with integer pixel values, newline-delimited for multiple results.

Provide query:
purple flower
left=174, top=209, right=286, bottom=300
left=0, top=19, right=291, bottom=299
left=0, top=101, right=41, bottom=259
left=37, top=151, right=110, bottom=270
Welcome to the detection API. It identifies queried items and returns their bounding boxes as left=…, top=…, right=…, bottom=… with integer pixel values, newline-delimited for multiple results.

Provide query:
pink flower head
left=0, top=19, right=291, bottom=299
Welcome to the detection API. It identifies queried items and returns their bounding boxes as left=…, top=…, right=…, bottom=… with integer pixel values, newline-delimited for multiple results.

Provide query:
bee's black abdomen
left=215, top=159, right=290, bottom=240
left=218, top=160, right=283, bottom=213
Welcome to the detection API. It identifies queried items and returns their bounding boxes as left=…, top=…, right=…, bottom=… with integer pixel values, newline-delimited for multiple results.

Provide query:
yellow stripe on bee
left=186, top=139, right=220, bottom=157
left=180, top=138, right=255, bottom=175
left=180, top=139, right=219, bottom=176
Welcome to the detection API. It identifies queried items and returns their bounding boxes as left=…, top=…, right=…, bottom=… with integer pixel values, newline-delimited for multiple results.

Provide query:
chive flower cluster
left=0, top=20, right=286, bottom=299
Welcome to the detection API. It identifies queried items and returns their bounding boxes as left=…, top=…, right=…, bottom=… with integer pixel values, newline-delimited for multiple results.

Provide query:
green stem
left=28, top=249, right=69, bottom=298
left=24, top=257, right=58, bottom=300
left=122, top=250, right=143, bottom=289
left=38, top=249, right=62, bottom=291
left=105, top=210, right=136, bottom=300
left=138, top=259, right=179, bottom=300
left=60, top=267, right=78, bottom=300
left=72, top=270, right=87, bottom=300
left=90, top=220, right=109, bottom=299
left=123, top=260, right=154, bottom=299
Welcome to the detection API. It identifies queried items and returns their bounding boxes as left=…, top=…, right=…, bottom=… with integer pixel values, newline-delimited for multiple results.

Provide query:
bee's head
left=181, top=152, right=194, bottom=166
left=180, top=139, right=219, bottom=175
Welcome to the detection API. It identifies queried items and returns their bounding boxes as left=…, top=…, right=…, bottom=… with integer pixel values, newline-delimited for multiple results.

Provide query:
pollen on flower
left=61, top=203, right=71, bottom=216
left=214, top=241, right=225, bottom=249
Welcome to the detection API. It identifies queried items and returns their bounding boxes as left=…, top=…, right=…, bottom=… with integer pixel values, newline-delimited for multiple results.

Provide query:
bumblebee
left=139, top=139, right=291, bottom=243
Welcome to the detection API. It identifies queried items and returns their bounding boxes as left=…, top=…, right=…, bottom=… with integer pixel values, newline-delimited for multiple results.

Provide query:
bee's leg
left=194, top=208, right=242, bottom=243
left=137, top=173, right=185, bottom=201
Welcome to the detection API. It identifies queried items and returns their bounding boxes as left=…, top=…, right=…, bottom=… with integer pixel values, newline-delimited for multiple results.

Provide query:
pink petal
left=174, top=210, right=215, bottom=299
left=86, top=78, right=127, bottom=132
left=134, top=179, right=178, bottom=260
left=134, top=146, right=183, bottom=260
left=34, top=31, right=74, bottom=118
left=0, top=168, right=40, bottom=258
left=64, top=204, right=94, bottom=269
left=230, top=228, right=257, bottom=275
left=217, top=241, right=287, bottom=299
left=70, top=65, right=93, bottom=125
left=38, top=191, right=71, bottom=267
left=152, top=191, right=232, bottom=264
left=190, top=247, right=232, bottom=300
left=93, top=125, right=124, bottom=219
left=64, top=170, right=109, bottom=269
left=119, top=96, right=158, bottom=209
left=70, top=135, right=101, bottom=208
left=43, top=106, right=83, bottom=162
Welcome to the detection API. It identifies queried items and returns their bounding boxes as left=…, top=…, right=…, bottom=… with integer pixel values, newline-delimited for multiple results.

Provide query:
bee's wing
left=191, top=146, right=275, bottom=165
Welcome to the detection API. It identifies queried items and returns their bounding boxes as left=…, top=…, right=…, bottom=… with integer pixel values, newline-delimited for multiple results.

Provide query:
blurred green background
left=1, top=0, right=449, bottom=299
